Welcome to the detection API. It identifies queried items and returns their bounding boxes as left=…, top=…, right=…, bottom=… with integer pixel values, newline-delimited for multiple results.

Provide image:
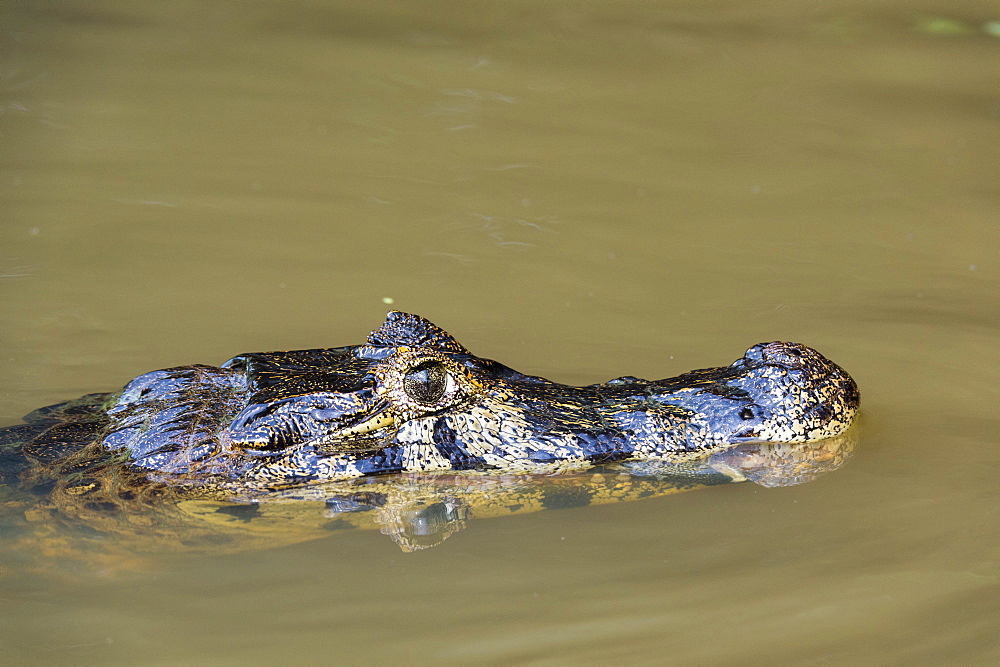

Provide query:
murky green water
left=1, top=1, right=997, bottom=663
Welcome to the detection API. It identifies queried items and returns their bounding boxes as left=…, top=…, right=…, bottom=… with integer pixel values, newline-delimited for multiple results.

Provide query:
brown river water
left=1, top=2, right=997, bottom=663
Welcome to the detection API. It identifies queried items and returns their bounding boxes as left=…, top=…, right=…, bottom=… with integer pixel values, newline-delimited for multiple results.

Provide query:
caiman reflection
left=1, top=312, right=859, bottom=554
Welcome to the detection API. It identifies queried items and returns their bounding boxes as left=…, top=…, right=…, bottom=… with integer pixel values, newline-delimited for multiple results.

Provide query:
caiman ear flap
left=366, top=311, right=470, bottom=354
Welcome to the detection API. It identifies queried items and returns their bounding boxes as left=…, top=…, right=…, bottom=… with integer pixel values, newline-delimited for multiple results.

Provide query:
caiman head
left=101, top=312, right=859, bottom=485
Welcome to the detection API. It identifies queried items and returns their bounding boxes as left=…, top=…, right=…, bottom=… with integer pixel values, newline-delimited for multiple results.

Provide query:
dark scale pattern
left=366, top=311, right=470, bottom=354
left=4, top=312, right=859, bottom=488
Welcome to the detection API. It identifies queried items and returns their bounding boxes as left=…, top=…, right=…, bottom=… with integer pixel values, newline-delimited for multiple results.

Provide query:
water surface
left=1, top=1, right=997, bottom=663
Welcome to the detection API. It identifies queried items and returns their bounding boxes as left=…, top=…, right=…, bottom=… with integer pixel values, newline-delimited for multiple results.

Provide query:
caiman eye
left=403, top=361, right=449, bottom=404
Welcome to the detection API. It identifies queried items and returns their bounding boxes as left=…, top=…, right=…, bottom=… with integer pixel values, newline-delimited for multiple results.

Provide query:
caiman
left=0, top=312, right=859, bottom=557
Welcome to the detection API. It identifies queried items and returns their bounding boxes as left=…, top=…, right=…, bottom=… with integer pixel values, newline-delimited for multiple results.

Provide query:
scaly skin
left=0, top=312, right=859, bottom=556
left=16, top=311, right=859, bottom=486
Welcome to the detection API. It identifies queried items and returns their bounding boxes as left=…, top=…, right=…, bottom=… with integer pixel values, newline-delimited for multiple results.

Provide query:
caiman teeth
left=332, top=411, right=396, bottom=438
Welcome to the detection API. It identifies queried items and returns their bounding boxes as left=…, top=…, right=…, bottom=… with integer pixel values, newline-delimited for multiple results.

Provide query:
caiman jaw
left=311, top=402, right=399, bottom=453
left=330, top=410, right=396, bottom=439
